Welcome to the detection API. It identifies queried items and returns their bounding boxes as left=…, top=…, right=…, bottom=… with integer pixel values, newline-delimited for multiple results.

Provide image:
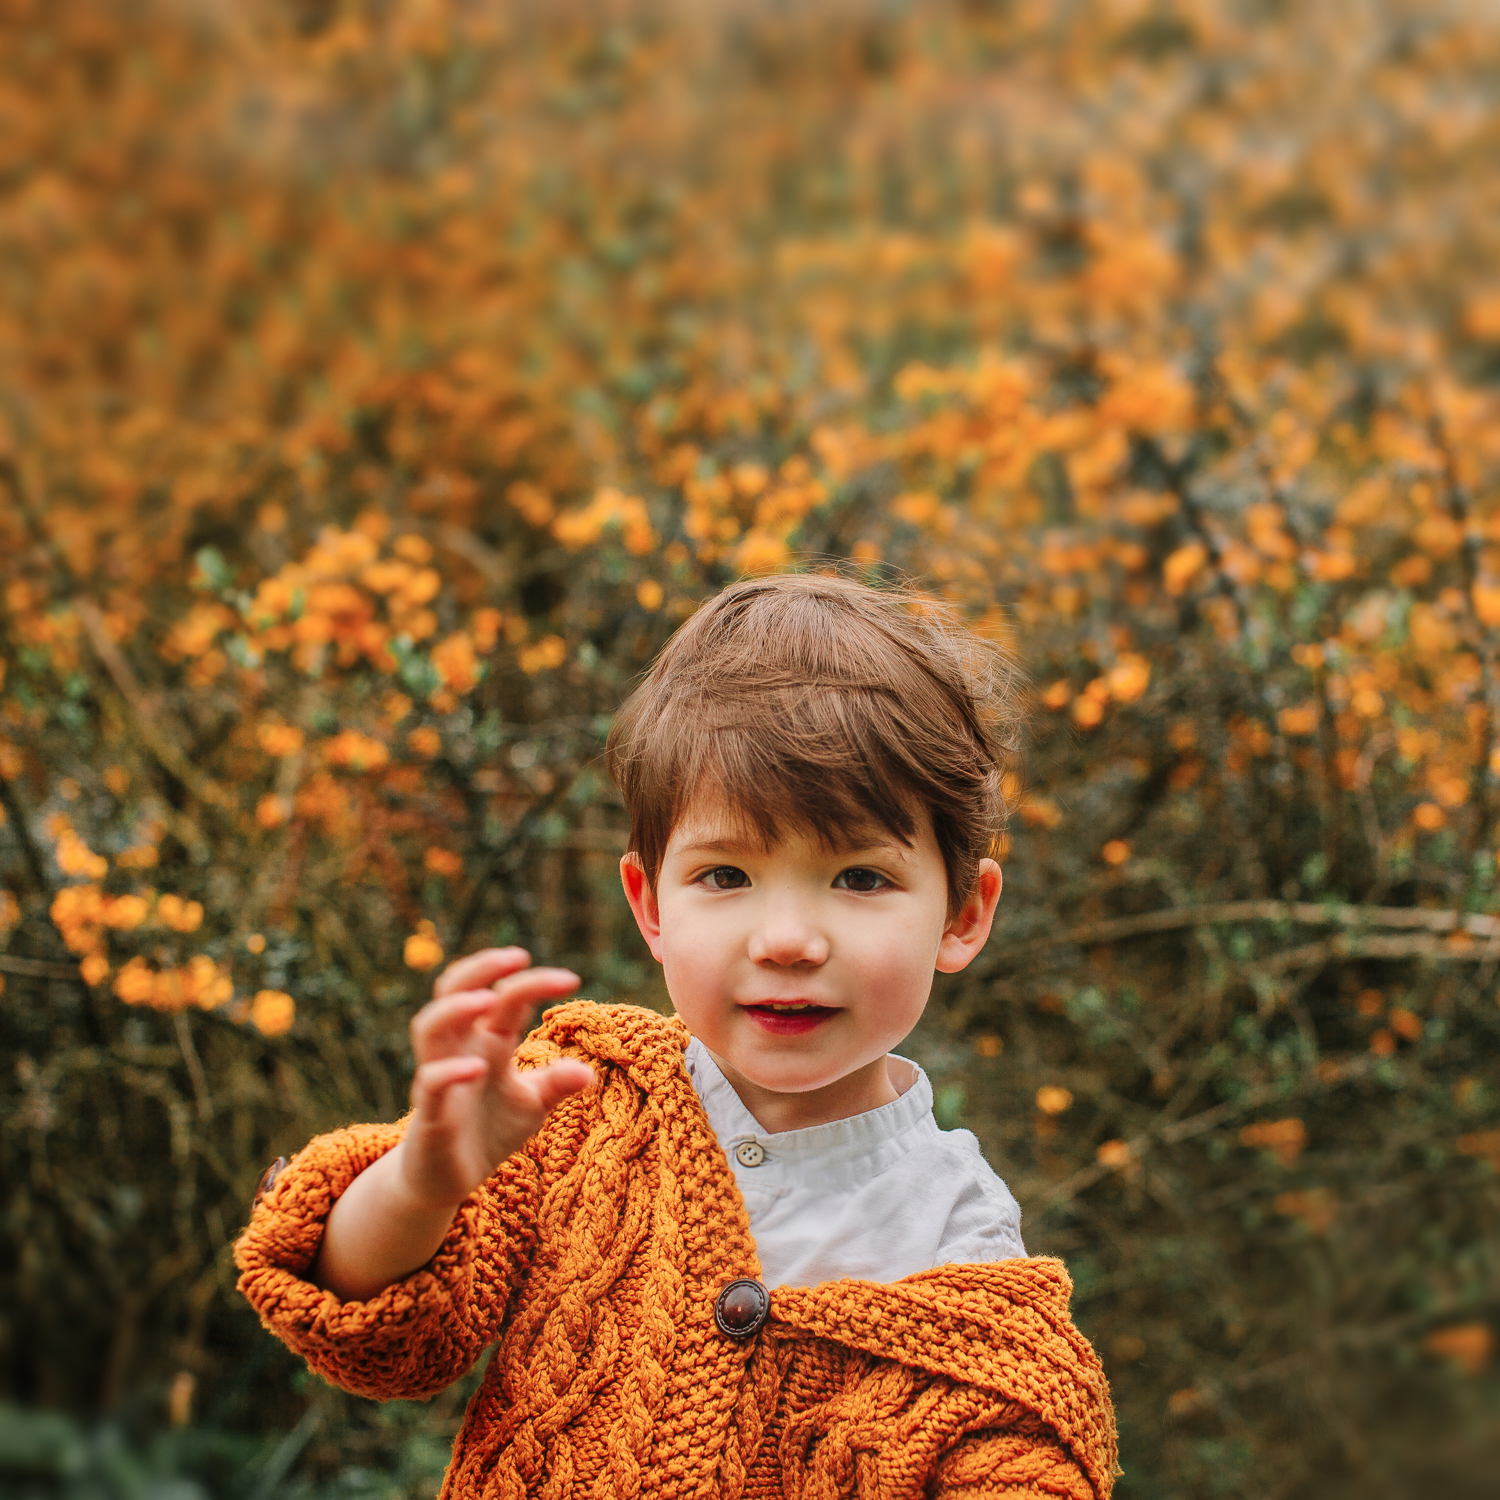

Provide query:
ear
left=935, top=858, right=1002, bottom=974
left=620, top=852, right=665, bottom=963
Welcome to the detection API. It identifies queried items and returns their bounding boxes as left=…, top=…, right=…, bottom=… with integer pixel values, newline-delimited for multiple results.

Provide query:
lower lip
left=741, top=1005, right=837, bottom=1036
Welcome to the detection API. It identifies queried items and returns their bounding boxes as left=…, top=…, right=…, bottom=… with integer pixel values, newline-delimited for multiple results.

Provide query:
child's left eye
left=834, top=867, right=889, bottom=892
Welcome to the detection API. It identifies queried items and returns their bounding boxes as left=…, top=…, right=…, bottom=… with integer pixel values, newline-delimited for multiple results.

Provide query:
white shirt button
left=735, top=1140, right=766, bottom=1168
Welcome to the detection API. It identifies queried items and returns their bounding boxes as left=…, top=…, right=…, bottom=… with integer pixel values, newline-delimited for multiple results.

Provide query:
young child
left=236, top=573, right=1117, bottom=1499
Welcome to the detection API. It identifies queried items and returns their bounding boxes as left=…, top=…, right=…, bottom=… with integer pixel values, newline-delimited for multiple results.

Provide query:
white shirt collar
left=683, top=1035, right=939, bottom=1192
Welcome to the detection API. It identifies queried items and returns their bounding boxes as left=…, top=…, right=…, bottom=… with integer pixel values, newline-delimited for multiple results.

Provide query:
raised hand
left=396, top=948, right=596, bottom=1210
left=311, top=949, right=594, bottom=1301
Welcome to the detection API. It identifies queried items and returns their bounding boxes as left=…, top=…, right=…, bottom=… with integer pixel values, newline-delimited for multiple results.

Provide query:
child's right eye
left=701, top=866, right=750, bottom=890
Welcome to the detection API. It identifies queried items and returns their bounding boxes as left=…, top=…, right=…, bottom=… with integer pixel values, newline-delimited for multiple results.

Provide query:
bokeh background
left=2, top=1, right=1499, bottom=1496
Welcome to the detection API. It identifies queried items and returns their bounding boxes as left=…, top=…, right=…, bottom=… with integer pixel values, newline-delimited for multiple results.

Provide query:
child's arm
left=312, top=948, right=595, bottom=1301
left=235, top=949, right=595, bottom=1399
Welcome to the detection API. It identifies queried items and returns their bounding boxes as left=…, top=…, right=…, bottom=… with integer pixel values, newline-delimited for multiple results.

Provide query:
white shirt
left=684, top=1037, right=1026, bottom=1288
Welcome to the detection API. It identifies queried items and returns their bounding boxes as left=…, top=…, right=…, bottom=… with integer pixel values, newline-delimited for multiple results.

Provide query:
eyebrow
left=674, top=835, right=913, bottom=862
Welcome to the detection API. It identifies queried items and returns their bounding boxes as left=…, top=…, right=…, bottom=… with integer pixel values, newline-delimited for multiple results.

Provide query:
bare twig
left=0, top=953, right=79, bottom=979
left=1256, top=931, right=1500, bottom=971
left=996, top=897, right=1500, bottom=963
left=1030, top=1056, right=1376, bottom=1216
left=0, top=767, right=52, bottom=896
left=73, top=600, right=236, bottom=814
left=173, top=1010, right=214, bottom=1122
left=431, top=523, right=511, bottom=589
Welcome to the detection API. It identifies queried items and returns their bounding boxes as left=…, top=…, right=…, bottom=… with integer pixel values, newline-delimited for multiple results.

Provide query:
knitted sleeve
left=928, top=1411, right=1105, bottom=1500
left=234, top=1117, right=544, bottom=1402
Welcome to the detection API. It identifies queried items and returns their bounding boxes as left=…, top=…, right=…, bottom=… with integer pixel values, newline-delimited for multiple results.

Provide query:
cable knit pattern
left=235, top=1003, right=1116, bottom=1499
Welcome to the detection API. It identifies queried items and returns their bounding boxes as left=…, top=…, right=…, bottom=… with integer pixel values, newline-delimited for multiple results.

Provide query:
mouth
left=740, top=1001, right=838, bottom=1035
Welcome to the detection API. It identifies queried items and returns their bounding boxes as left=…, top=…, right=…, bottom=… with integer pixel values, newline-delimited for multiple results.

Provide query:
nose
left=747, top=895, right=829, bottom=968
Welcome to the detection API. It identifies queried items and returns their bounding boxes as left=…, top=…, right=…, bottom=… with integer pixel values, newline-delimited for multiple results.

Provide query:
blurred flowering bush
left=2, top=1, right=1499, bottom=1495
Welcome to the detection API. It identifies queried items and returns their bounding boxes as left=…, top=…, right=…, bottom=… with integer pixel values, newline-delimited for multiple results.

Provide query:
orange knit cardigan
left=236, top=1002, right=1117, bottom=1499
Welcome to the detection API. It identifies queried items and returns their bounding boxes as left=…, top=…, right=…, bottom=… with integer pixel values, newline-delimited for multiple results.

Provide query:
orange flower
left=424, top=848, right=464, bottom=878
left=1019, top=797, right=1063, bottom=829
left=1457, top=1130, right=1500, bottom=1167
left=1162, top=542, right=1207, bottom=596
left=1239, top=1118, right=1307, bottom=1165
left=404, top=919, right=445, bottom=971
left=323, top=730, right=390, bottom=773
left=1388, top=1007, right=1423, bottom=1041
left=114, top=957, right=157, bottom=1006
left=393, top=534, right=434, bottom=564
left=431, top=632, right=480, bottom=694
left=256, top=794, right=291, bottom=829
left=1104, top=653, right=1151, bottom=704
left=1422, top=1324, right=1493, bottom=1375
left=1471, top=581, right=1500, bottom=627
left=1071, top=693, right=1106, bottom=729
left=250, top=989, right=296, bottom=1036
left=1412, top=802, right=1446, bottom=831
left=518, top=636, right=567, bottom=675
left=56, top=831, right=108, bottom=881
left=157, top=894, right=204, bottom=933
left=1278, top=703, right=1320, bottom=736
left=1273, top=1189, right=1337, bottom=1234
left=257, top=722, right=306, bottom=757
left=102, top=894, right=149, bottom=930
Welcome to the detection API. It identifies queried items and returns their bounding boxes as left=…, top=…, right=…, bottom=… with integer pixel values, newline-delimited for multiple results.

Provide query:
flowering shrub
left=1, top=2, right=1497, bottom=1495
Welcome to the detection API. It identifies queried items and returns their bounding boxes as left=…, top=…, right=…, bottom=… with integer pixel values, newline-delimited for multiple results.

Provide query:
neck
left=705, top=1049, right=902, bottom=1133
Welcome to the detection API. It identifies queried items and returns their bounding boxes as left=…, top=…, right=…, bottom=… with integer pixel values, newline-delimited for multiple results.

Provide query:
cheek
left=657, top=905, right=733, bottom=988
left=840, top=907, right=944, bottom=1000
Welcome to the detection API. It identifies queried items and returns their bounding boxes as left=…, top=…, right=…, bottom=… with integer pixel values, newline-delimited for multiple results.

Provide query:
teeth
left=756, top=1003, right=823, bottom=1013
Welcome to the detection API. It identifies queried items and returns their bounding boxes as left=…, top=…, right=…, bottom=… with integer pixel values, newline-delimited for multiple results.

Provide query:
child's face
left=621, top=796, right=1001, bottom=1106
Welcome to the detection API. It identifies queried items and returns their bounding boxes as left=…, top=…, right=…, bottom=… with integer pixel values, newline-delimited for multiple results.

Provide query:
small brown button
left=714, top=1278, right=770, bottom=1340
left=255, top=1156, right=287, bottom=1205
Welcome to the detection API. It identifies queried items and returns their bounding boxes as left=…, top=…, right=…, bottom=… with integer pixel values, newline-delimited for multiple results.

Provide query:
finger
left=410, top=1055, right=489, bottom=1124
left=526, top=1058, right=596, bottom=1116
left=411, top=988, right=518, bottom=1059
left=433, top=947, right=531, bottom=999
left=479, top=967, right=582, bottom=1038
left=411, top=970, right=580, bottom=1061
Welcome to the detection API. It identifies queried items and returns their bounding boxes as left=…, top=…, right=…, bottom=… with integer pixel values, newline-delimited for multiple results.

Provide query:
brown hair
left=605, top=572, right=1024, bottom=912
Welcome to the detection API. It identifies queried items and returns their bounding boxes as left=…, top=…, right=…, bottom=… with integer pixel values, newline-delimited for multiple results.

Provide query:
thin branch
left=173, top=1010, right=214, bottom=1122
left=73, top=600, right=236, bottom=814
left=0, top=767, right=52, bottom=896
left=0, top=953, right=79, bottom=979
left=1255, top=931, right=1500, bottom=972
left=456, top=767, right=590, bottom=949
left=996, top=897, right=1500, bottom=962
left=431, top=523, right=512, bottom=589
left=1030, top=1056, right=1376, bottom=1216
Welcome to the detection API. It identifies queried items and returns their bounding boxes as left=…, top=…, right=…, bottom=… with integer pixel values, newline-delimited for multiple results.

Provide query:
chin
left=733, top=1057, right=845, bottom=1095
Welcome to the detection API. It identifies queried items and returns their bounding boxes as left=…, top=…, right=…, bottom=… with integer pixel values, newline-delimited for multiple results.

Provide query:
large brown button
left=255, top=1156, right=287, bottom=1205
left=714, top=1278, right=770, bottom=1340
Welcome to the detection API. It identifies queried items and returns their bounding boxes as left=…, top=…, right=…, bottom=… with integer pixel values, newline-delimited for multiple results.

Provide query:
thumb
left=528, top=1057, right=596, bottom=1115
